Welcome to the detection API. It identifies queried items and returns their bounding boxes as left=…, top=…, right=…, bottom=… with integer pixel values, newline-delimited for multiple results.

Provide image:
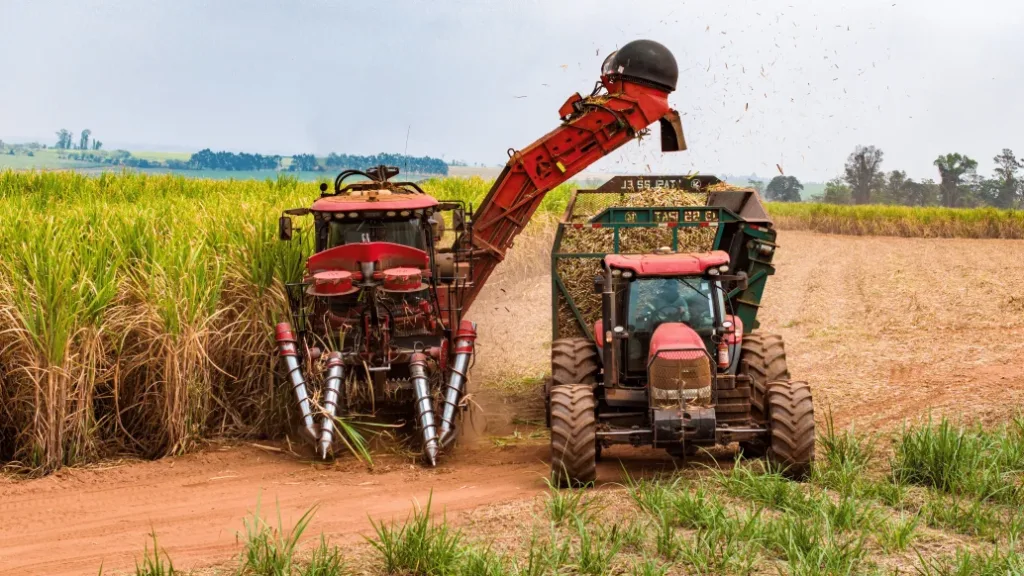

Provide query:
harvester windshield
left=326, top=218, right=425, bottom=249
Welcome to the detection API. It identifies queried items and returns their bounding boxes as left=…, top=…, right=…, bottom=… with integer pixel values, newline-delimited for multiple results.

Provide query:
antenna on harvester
left=404, top=125, right=411, bottom=175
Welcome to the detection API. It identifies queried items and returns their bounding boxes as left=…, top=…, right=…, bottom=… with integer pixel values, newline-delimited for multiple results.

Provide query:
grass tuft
left=299, top=535, right=349, bottom=576
left=237, top=499, right=317, bottom=576
left=367, top=494, right=464, bottom=575
left=543, top=477, right=597, bottom=524
left=877, top=513, right=920, bottom=553
left=891, top=417, right=1022, bottom=504
left=134, top=531, right=177, bottom=576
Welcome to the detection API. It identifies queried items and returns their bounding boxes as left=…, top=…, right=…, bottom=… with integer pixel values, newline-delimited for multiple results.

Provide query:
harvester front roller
left=546, top=338, right=599, bottom=427
left=765, top=381, right=815, bottom=479
left=549, top=384, right=597, bottom=487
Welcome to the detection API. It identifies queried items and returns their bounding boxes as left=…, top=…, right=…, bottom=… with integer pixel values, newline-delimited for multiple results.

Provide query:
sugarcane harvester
left=276, top=40, right=687, bottom=465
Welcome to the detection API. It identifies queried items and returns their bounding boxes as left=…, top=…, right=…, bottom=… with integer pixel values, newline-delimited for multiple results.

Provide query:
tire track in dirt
left=0, top=443, right=551, bottom=575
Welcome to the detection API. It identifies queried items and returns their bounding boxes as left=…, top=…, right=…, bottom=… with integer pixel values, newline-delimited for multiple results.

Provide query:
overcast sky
left=1, top=0, right=1021, bottom=181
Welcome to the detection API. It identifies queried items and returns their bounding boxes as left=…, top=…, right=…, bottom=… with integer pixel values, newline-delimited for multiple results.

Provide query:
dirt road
left=2, top=230, right=1024, bottom=575
left=0, top=441, right=551, bottom=575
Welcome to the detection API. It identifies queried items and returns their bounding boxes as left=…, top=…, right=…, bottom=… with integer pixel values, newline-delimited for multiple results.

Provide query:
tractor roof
left=312, top=189, right=439, bottom=213
left=605, top=250, right=729, bottom=277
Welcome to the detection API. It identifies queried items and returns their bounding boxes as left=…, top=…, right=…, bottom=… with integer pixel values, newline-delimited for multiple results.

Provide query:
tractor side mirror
left=278, top=216, right=293, bottom=241
left=452, top=208, right=467, bottom=233
left=734, top=271, right=748, bottom=291
left=719, top=271, right=748, bottom=291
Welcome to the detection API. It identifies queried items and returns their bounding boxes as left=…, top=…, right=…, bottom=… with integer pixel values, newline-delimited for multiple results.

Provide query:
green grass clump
left=570, top=516, right=622, bottom=575
left=916, top=546, right=1024, bottom=576
left=132, top=532, right=177, bottom=576
left=713, top=464, right=818, bottom=515
left=876, top=513, right=920, bottom=553
left=891, top=417, right=1024, bottom=504
left=544, top=478, right=598, bottom=524
left=814, top=411, right=877, bottom=496
left=299, top=536, right=349, bottom=576
left=237, top=501, right=317, bottom=576
left=368, top=495, right=464, bottom=575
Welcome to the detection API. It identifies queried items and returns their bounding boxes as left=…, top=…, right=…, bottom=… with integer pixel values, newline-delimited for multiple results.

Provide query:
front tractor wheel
left=549, top=384, right=597, bottom=487
left=765, top=381, right=816, bottom=480
left=546, top=338, right=599, bottom=427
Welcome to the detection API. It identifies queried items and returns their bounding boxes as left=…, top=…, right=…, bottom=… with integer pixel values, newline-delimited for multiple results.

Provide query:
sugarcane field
left=3, top=3, right=1024, bottom=575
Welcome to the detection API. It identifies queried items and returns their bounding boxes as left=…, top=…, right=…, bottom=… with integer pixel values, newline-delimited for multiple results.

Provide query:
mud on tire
left=737, top=333, right=790, bottom=456
left=546, top=338, right=599, bottom=426
left=766, top=381, right=815, bottom=480
left=549, top=384, right=597, bottom=487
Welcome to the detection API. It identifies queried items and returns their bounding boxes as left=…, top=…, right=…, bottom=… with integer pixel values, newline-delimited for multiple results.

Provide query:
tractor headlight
left=348, top=212, right=358, bottom=218
left=708, top=269, right=719, bottom=276
left=622, top=271, right=634, bottom=279
left=334, top=213, right=345, bottom=219
left=400, top=210, right=411, bottom=217
left=386, top=211, right=396, bottom=217
left=719, top=264, right=729, bottom=272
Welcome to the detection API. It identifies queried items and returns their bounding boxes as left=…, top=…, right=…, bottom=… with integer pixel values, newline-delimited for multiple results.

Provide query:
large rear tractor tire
left=549, top=384, right=597, bottom=487
left=737, top=333, right=790, bottom=457
left=765, top=381, right=815, bottom=480
left=546, top=338, right=599, bottom=427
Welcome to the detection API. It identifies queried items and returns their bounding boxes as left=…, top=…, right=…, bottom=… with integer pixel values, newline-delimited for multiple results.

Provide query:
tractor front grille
left=648, top=349, right=712, bottom=405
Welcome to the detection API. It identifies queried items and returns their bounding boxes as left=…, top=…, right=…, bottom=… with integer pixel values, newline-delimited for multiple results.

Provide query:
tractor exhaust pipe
left=439, top=321, right=477, bottom=447
left=275, top=322, right=319, bottom=444
left=410, top=352, right=440, bottom=466
left=318, top=352, right=344, bottom=459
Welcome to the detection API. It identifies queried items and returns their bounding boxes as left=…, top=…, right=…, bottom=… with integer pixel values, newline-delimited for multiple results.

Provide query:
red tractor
left=276, top=40, right=687, bottom=464
left=546, top=178, right=815, bottom=484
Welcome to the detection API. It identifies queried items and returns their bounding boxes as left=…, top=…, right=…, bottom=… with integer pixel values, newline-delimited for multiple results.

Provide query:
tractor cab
left=595, top=251, right=747, bottom=404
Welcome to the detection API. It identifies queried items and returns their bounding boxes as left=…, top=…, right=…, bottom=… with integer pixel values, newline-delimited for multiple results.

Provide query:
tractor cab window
left=327, top=218, right=425, bottom=249
left=625, top=277, right=722, bottom=373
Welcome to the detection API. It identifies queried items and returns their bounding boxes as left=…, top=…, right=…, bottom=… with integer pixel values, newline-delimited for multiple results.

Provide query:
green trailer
left=545, top=175, right=816, bottom=486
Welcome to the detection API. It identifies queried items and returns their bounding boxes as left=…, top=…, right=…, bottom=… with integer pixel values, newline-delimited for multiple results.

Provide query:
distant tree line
left=753, top=146, right=1023, bottom=209
left=170, top=149, right=449, bottom=175
left=322, top=152, right=448, bottom=175
left=174, top=148, right=283, bottom=171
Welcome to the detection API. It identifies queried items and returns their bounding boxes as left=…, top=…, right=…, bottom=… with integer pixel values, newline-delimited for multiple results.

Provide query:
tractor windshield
left=327, top=218, right=425, bottom=249
left=626, top=277, right=724, bottom=372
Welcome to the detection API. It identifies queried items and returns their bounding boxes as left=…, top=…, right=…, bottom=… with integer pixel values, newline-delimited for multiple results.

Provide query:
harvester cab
left=274, top=39, right=689, bottom=466
left=547, top=175, right=816, bottom=486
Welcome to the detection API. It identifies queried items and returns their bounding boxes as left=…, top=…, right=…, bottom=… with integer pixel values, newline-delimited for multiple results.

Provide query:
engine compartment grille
left=648, top=349, right=712, bottom=405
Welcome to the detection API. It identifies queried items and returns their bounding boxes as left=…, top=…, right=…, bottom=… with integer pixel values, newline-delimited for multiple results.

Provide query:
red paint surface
left=605, top=250, right=730, bottom=277
left=311, top=194, right=438, bottom=212
left=723, top=314, right=744, bottom=345
left=306, top=242, right=428, bottom=273
left=457, top=76, right=681, bottom=314
left=648, top=322, right=705, bottom=362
